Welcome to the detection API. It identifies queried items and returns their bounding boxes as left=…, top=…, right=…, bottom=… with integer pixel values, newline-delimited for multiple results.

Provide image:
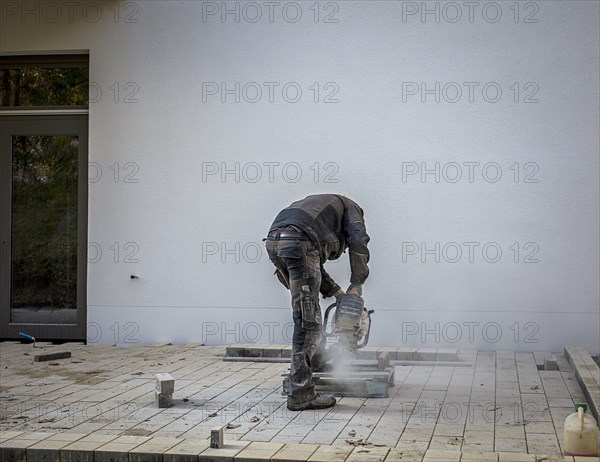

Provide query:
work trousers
left=266, top=233, right=326, bottom=405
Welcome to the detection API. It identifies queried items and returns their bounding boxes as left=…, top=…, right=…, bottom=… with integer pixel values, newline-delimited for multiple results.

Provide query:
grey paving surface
left=0, top=342, right=594, bottom=459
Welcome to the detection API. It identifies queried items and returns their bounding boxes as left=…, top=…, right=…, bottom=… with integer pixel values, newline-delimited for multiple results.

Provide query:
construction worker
left=265, top=194, right=370, bottom=411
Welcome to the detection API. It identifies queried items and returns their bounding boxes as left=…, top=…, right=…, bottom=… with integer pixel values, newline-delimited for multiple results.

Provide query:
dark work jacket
left=269, top=194, right=370, bottom=298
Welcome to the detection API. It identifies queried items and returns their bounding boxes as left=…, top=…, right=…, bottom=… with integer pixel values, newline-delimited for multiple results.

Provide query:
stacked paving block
left=155, top=373, right=175, bottom=408
left=223, top=344, right=460, bottom=362
left=565, top=345, right=600, bottom=424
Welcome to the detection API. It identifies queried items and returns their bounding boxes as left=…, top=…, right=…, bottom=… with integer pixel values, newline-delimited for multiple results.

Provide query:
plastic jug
left=563, top=403, right=599, bottom=456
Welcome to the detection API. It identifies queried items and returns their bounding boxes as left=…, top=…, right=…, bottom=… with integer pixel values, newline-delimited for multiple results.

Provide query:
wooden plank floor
left=0, top=342, right=593, bottom=458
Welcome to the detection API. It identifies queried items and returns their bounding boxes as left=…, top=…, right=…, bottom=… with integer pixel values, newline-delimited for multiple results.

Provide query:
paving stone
left=272, top=443, right=319, bottom=461
left=357, top=347, right=380, bottom=360
left=422, top=448, right=461, bottom=460
left=61, top=434, right=120, bottom=462
left=556, top=355, right=572, bottom=372
left=245, top=344, right=269, bottom=358
left=130, top=437, right=182, bottom=462
left=416, top=349, right=437, bottom=361
left=281, top=346, right=292, bottom=359
left=28, top=433, right=87, bottom=462
left=211, top=426, right=225, bottom=449
left=95, top=435, right=152, bottom=462
left=383, top=448, right=424, bottom=462
left=461, top=443, right=494, bottom=452
left=156, top=391, right=174, bottom=408
left=377, top=351, right=391, bottom=370
left=545, top=357, right=559, bottom=371
left=378, top=347, right=399, bottom=361
left=431, top=423, right=464, bottom=438
left=345, top=446, right=390, bottom=462
left=307, top=444, right=353, bottom=461
left=533, top=352, right=552, bottom=370
left=262, top=347, right=283, bottom=358
left=234, top=441, right=285, bottom=461
left=463, top=431, right=494, bottom=446
left=396, top=347, right=418, bottom=360
left=33, top=351, right=72, bottom=362
left=156, top=373, right=176, bottom=394
left=524, top=421, right=557, bottom=433
left=460, top=451, right=498, bottom=461
left=495, top=425, right=526, bottom=440
left=493, top=439, right=527, bottom=453
left=525, top=432, right=561, bottom=455
left=435, top=349, right=458, bottom=361
left=226, top=345, right=249, bottom=358
left=163, top=438, right=210, bottom=462
left=497, top=453, right=536, bottom=461
left=0, top=432, right=56, bottom=462
left=0, top=432, right=24, bottom=443
left=198, top=440, right=250, bottom=461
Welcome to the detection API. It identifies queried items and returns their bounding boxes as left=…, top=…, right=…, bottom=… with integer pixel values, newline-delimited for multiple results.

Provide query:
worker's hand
left=334, top=288, right=346, bottom=300
left=347, top=284, right=363, bottom=296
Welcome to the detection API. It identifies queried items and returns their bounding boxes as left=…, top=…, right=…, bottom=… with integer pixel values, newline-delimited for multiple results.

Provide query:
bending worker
left=265, top=194, right=370, bottom=411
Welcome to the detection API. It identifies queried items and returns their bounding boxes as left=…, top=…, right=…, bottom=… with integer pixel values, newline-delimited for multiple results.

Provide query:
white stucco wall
left=1, top=0, right=598, bottom=353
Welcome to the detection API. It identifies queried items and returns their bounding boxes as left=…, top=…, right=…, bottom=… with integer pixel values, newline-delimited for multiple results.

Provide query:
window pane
left=1, top=67, right=88, bottom=107
left=11, top=135, right=78, bottom=324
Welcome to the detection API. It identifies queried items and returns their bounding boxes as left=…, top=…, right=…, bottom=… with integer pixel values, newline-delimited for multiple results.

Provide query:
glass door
left=0, top=115, right=87, bottom=340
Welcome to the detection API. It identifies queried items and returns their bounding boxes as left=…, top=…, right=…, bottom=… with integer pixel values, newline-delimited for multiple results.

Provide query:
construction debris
left=345, top=438, right=371, bottom=446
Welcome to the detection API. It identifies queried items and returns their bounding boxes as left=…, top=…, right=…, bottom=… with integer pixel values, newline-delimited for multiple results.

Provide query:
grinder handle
left=356, top=309, right=374, bottom=349
left=322, top=302, right=338, bottom=337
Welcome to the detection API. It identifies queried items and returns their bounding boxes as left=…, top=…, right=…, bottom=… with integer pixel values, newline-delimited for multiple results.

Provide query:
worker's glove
left=347, top=284, right=363, bottom=296
left=333, top=288, right=346, bottom=301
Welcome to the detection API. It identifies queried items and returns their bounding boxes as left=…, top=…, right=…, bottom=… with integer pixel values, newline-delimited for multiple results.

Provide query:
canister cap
left=574, top=402, right=588, bottom=412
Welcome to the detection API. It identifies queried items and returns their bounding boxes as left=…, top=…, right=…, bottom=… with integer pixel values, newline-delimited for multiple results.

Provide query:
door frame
left=0, top=113, right=88, bottom=341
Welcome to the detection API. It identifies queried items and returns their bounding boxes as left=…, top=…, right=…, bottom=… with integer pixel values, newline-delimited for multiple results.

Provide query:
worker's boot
left=287, top=393, right=336, bottom=411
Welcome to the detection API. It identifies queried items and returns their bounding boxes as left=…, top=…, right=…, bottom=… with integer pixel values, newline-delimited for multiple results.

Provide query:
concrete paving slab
left=27, top=433, right=87, bottom=462
left=460, top=451, right=499, bottom=461
left=234, top=441, right=285, bottom=461
left=198, top=440, right=250, bottom=461
left=130, top=436, right=182, bottom=462
left=0, top=432, right=24, bottom=443
left=383, top=447, right=424, bottom=461
left=497, top=453, right=536, bottom=461
left=422, top=448, right=461, bottom=461
left=94, top=435, right=152, bottom=462
left=271, top=443, right=319, bottom=461
left=164, top=438, right=211, bottom=462
left=61, top=434, right=120, bottom=462
left=307, top=444, right=353, bottom=461
left=0, top=432, right=56, bottom=462
left=346, top=445, right=390, bottom=462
